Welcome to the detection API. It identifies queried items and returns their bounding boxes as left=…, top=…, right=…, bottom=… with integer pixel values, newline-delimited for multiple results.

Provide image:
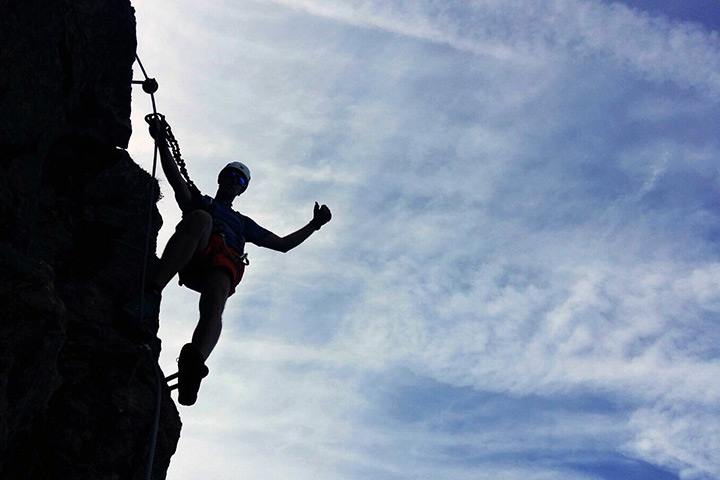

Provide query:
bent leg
left=154, top=210, right=213, bottom=290
left=192, top=268, right=234, bottom=360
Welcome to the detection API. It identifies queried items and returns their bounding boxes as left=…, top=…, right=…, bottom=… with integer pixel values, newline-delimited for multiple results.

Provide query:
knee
left=177, top=209, right=212, bottom=235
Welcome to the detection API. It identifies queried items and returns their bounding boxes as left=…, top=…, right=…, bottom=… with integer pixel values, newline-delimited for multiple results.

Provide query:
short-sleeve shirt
left=184, top=187, right=272, bottom=254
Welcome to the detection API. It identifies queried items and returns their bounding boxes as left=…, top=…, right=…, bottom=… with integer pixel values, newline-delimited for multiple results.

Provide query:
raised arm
left=148, top=117, right=193, bottom=210
left=260, top=202, right=332, bottom=253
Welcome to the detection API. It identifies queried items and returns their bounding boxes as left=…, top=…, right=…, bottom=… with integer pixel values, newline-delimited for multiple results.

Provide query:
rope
left=133, top=52, right=160, bottom=302
left=133, top=52, right=163, bottom=480
left=133, top=51, right=199, bottom=480
left=133, top=54, right=158, bottom=115
left=145, top=345, right=164, bottom=480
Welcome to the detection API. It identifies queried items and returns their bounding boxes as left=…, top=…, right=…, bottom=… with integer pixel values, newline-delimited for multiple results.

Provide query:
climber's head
left=218, top=162, right=250, bottom=197
left=221, top=161, right=251, bottom=184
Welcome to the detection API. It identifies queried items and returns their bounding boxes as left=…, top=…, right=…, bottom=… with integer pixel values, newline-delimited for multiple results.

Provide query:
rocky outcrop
left=0, top=1, right=181, bottom=479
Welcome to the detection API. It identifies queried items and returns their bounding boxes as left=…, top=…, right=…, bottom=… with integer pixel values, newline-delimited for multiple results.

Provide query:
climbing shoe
left=177, top=343, right=209, bottom=406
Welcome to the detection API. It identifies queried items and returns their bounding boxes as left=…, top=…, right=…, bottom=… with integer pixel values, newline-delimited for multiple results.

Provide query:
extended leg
left=172, top=269, right=233, bottom=406
left=192, top=268, right=234, bottom=360
left=153, top=209, right=213, bottom=290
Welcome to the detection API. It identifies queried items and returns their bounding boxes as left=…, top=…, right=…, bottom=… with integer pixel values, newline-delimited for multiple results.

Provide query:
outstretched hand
left=311, top=202, right=332, bottom=230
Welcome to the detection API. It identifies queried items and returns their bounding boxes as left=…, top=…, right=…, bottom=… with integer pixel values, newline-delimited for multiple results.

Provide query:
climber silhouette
left=125, top=116, right=331, bottom=406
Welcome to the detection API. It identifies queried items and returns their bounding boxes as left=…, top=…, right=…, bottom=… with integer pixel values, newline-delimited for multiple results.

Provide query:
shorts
left=178, top=233, right=246, bottom=296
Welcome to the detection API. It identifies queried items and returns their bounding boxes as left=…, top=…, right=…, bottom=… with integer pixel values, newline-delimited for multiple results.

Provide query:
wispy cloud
left=129, top=0, right=720, bottom=479
left=266, top=0, right=720, bottom=97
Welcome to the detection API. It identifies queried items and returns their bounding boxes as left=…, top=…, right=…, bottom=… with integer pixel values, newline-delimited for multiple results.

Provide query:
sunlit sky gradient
left=127, top=1, right=720, bottom=479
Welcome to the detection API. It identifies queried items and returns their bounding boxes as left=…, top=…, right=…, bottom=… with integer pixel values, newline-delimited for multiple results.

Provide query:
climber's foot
left=177, top=343, right=209, bottom=406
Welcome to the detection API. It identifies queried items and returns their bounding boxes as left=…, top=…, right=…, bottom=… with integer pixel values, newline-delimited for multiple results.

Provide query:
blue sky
left=127, top=1, right=720, bottom=479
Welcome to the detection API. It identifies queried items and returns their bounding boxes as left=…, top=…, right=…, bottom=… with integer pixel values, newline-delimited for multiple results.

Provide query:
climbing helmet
left=222, top=161, right=251, bottom=183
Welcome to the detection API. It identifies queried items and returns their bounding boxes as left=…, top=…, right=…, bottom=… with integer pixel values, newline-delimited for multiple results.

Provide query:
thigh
left=176, top=209, right=213, bottom=255
left=201, top=268, right=234, bottom=301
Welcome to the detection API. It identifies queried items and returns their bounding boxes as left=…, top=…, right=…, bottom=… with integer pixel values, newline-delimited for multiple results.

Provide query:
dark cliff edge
left=0, top=1, right=181, bottom=479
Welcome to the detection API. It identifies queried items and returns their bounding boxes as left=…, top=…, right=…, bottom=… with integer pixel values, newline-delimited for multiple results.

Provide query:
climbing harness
left=219, top=232, right=251, bottom=266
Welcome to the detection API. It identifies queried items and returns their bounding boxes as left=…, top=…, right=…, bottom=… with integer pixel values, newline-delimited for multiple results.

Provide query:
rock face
left=0, top=1, right=181, bottom=479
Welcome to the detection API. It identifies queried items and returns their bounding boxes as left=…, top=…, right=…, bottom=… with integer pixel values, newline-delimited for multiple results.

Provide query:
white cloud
left=266, top=0, right=720, bottom=98
left=128, top=0, right=720, bottom=479
left=627, top=402, right=720, bottom=479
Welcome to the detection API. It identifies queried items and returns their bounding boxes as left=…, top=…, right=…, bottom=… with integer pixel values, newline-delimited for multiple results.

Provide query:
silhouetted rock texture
left=0, top=1, right=181, bottom=479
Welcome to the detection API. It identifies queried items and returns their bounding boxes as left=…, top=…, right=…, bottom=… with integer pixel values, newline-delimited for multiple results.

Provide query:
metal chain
left=145, top=113, right=196, bottom=190
left=164, top=122, right=196, bottom=190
